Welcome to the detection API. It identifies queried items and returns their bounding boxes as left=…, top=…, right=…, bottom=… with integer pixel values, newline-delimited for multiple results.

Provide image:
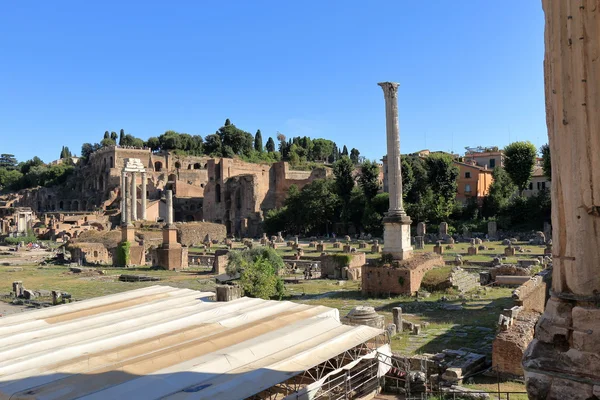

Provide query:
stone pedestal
left=505, top=247, right=515, bottom=257
left=383, top=215, right=413, bottom=260
left=121, top=224, right=136, bottom=243
left=467, top=246, right=478, bottom=256
left=433, top=241, right=444, bottom=255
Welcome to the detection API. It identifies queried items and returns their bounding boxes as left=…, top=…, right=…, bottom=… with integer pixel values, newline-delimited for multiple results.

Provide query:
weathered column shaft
left=130, top=172, right=137, bottom=221
left=141, top=172, right=147, bottom=221
left=378, top=82, right=404, bottom=215
left=523, top=2, right=600, bottom=398
left=166, top=189, right=174, bottom=225
left=121, top=171, right=127, bottom=224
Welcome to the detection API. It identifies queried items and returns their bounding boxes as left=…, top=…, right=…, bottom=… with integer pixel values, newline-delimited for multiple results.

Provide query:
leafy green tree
left=333, top=156, right=355, bottom=226
left=297, top=178, right=340, bottom=234
left=350, top=148, right=360, bottom=164
left=403, top=156, right=428, bottom=204
left=342, top=145, right=349, bottom=157
left=358, top=160, right=380, bottom=202
left=146, top=137, right=160, bottom=151
left=226, top=248, right=284, bottom=299
left=254, top=130, right=263, bottom=153
left=0, top=168, right=23, bottom=190
left=204, top=134, right=222, bottom=156
left=265, top=137, right=275, bottom=153
left=119, top=130, right=125, bottom=146
left=482, top=167, right=517, bottom=217
left=103, top=131, right=110, bottom=139
left=101, top=138, right=116, bottom=147
left=540, top=144, right=551, bottom=180
left=110, top=131, right=118, bottom=141
left=80, top=143, right=100, bottom=160
left=312, top=139, right=334, bottom=162
left=0, top=154, right=18, bottom=169
left=504, top=141, right=537, bottom=194
left=217, top=120, right=253, bottom=157
left=348, top=187, right=366, bottom=232
left=20, top=157, right=44, bottom=174
left=425, top=153, right=459, bottom=204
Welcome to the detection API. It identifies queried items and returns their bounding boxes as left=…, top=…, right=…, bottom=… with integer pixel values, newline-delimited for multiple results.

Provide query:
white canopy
left=0, top=286, right=384, bottom=400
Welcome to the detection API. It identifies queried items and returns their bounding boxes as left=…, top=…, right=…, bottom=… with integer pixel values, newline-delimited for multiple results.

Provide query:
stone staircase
left=449, top=267, right=481, bottom=293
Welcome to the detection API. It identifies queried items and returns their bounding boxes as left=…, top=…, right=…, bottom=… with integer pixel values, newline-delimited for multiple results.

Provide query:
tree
left=20, top=157, right=44, bottom=174
left=103, top=131, right=109, bottom=139
left=333, top=156, right=355, bottom=226
left=204, top=134, right=222, bottom=156
left=425, top=154, right=459, bottom=202
left=80, top=143, right=100, bottom=160
left=342, top=145, right=349, bottom=157
left=358, top=160, right=380, bottom=202
left=350, top=148, right=360, bottom=164
left=541, top=144, right=551, bottom=180
left=482, top=167, right=517, bottom=217
left=119, top=129, right=125, bottom=146
left=254, top=130, right=263, bottom=153
left=312, top=139, right=334, bottom=162
left=110, top=131, right=118, bottom=141
left=329, top=143, right=338, bottom=164
left=225, top=247, right=284, bottom=299
left=217, top=120, right=253, bottom=157
left=101, top=138, right=116, bottom=147
left=146, top=137, right=160, bottom=151
left=0, top=168, right=23, bottom=190
left=266, top=137, right=275, bottom=153
left=0, top=154, right=18, bottom=169
left=504, top=141, right=537, bottom=194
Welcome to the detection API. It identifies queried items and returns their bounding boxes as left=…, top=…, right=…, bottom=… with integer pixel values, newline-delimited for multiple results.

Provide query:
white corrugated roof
left=0, top=286, right=383, bottom=400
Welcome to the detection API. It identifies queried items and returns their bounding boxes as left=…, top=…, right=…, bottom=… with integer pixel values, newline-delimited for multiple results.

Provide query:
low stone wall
left=448, top=267, right=480, bottom=293
left=512, top=272, right=550, bottom=313
left=320, top=252, right=366, bottom=279
left=493, top=311, right=540, bottom=377
left=489, top=264, right=531, bottom=280
left=176, top=222, right=227, bottom=246
left=362, top=253, right=444, bottom=296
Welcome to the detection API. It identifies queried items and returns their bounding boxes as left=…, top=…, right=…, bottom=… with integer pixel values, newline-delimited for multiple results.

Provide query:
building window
left=175, top=162, right=181, bottom=169
left=154, top=161, right=163, bottom=172
left=529, top=182, right=533, bottom=190
left=465, top=184, right=472, bottom=193
left=465, top=172, right=471, bottom=179
left=215, top=184, right=221, bottom=203
left=541, top=182, right=546, bottom=190
left=489, top=159, right=496, bottom=168
left=194, top=163, right=201, bottom=169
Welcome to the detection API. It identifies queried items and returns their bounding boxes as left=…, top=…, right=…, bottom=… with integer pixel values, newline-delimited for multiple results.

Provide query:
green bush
left=116, top=241, right=131, bottom=266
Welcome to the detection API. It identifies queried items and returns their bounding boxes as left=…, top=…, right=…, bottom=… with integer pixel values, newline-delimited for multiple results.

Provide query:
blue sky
left=0, top=1, right=546, bottom=163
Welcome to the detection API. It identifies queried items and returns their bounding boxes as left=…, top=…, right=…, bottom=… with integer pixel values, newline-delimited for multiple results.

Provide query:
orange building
left=454, top=161, right=494, bottom=204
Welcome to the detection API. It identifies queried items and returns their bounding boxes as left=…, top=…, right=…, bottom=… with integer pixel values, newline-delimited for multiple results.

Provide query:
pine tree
left=225, top=119, right=231, bottom=126
left=254, top=130, right=263, bottom=153
left=342, top=145, right=348, bottom=156
left=104, top=131, right=110, bottom=139
left=110, top=131, right=118, bottom=141
left=60, top=146, right=65, bottom=159
left=119, top=130, right=124, bottom=146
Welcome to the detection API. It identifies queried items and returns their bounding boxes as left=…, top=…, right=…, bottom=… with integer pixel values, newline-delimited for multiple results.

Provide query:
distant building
left=463, top=148, right=503, bottom=169
left=454, top=160, right=494, bottom=204
left=523, top=166, right=551, bottom=198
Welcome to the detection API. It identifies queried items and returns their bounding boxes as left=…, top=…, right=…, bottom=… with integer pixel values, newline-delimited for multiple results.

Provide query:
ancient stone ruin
left=522, top=2, right=600, bottom=398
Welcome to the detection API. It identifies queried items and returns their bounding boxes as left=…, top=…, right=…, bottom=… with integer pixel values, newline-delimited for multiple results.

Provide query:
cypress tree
left=266, top=137, right=275, bottom=153
left=254, top=130, right=263, bottom=152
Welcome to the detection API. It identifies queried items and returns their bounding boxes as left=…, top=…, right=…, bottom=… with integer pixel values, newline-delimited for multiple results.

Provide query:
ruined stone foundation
left=523, top=1, right=600, bottom=399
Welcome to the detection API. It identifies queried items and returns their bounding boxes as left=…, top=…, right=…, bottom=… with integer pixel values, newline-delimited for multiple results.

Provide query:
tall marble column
left=379, top=82, right=412, bottom=260
left=130, top=172, right=137, bottom=221
left=141, top=172, right=147, bottom=221
left=121, top=171, right=128, bottom=225
left=523, top=2, right=600, bottom=398
left=166, top=189, right=174, bottom=226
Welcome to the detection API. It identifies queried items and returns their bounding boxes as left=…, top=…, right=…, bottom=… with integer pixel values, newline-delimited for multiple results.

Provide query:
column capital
left=378, top=81, right=400, bottom=96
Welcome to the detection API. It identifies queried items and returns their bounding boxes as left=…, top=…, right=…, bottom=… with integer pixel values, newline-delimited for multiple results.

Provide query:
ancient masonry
left=523, top=2, right=600, bottom=399
left=379, top=82, right=413, bottom=260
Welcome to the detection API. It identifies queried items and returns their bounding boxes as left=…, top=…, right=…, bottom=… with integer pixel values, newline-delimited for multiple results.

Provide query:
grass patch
left=421, top=266, right=453, bottom=287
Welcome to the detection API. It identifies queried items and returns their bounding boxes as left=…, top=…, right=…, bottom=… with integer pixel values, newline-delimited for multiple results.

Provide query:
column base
left=383, top=217, right=413, bottom=261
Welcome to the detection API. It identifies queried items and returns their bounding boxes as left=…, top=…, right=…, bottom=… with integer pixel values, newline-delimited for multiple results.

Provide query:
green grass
left=421, top=266, right=453, bottom=287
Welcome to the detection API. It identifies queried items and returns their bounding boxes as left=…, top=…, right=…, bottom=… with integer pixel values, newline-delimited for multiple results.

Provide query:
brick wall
left=361, top=254, right=444, bottom=296
left=176, top=222, right=227, bottom=246
left=492, top=311, right=539, bottom=377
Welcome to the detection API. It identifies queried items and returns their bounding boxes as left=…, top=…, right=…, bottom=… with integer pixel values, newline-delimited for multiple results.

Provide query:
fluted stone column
left=130, top=172, right=137, bottom=221
left=523, top=2, right=600, bottom=399
left=379, top=82, right=412, bottom=260
left=121, top=171, right=128, bottom=225
left=141, top=172, right=147, bottom=221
